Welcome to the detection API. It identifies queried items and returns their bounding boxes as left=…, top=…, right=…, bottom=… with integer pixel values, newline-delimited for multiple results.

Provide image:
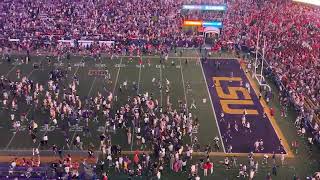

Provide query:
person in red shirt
left=270, top=107, right=275, bottom=117
left=203, top=162, right=208, bottom=176
left=207, top=161, right=213, bottom=175
left=102, top=172, right=108, bottom=180
left=134, top=152, right=139, bottom=165
left=139, top=57, right=143, bottom=65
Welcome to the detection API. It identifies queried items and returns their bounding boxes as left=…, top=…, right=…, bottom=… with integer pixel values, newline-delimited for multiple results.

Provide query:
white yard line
left=179, top=59, right=192, bottom=144
left=131, top=59, right=142, bottom=151
left=60, top=65, right=81, bottom=150
left=197, top=51, right=226, bottom=153
left=5, top=133, right=17, bottom=150
left=5, top=67, right=36, bottom=150
left=112, top=58, right=123, bottom=95
left=5, top=106, right=33, bottom=150
left=69, top=75, right=96, bottom=150
left=73, top=65, right=81, bottom=76
left=5, top=65, right=18, bottom=77
left=87, top=78, right=96, bottom=97
left=26, top=69, right=35, bottom=78
left=159, top=64, right=163, bottom=107
left=98, top=58, right=123, bottom=155
left=137, top=63, right=142, bottom=94
left=179, top=59, right=188, bottom=114
left=100, top=58, right=123, bottom=154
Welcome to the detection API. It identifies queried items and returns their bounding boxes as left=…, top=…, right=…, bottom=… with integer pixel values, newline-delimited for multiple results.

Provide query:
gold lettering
left=216, top=86, right=251, bottom=100
left=213, top=77, right=251, bottom=100
left=213, top=77, right=242, bottom=87
left=221, top=100, right=258, bottom=115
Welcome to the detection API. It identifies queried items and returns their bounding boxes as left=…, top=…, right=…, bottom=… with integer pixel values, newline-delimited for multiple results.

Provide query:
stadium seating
left=0, top=0, right=319, bottom=122
left=221, top=0, right=320, bottom=123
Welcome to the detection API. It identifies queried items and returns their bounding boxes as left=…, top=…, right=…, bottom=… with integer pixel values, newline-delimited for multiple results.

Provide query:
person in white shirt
left=43, top=135, right=48, bottom=146
left=280, top=153, right=285, bottom=166
left=115, top=161, right=120, bottom=172
left=156, top=170, right=161, bottom=179
left=191, top=164, right=196, bottom=176
left=254, top=140, right=260, bottom=152
left=119, top=156, right=123, bottom=168
left=195, top=175, right=200, bottom=180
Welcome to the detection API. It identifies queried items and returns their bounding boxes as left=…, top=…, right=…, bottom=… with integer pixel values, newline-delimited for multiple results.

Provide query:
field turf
left=0, top=50, right=319, bottom=180
left=0, top=50, right=222, bottom=154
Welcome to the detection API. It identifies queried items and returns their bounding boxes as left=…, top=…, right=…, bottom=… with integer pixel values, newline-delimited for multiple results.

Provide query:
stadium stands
left=221, top=0, right=320, bottom=127
left=0, top=0, right=319, bottom=178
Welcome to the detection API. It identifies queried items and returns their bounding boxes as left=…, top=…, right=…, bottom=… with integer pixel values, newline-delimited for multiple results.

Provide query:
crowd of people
left=220, top=0, right=320, bottom=124
left=0, top=0, right=204, bottom=54
left=0, top=0, right=320, bottom=179
left=0, top=0, right=318, bottom=117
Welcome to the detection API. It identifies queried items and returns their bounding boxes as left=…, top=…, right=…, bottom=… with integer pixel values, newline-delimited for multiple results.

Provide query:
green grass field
left=0, top=50, right=223, bottom=153
left=0, top=50, right=319, bottom=179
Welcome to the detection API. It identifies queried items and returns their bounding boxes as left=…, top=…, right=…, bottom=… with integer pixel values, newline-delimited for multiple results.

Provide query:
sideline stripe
left=179, top=59, right=188, bottom=114
left=112, top=58, right=123, bottom=95
left=197, top=51, right=226, bottom=153
left=131, top=60, right=142, bottom=151
left=239, top=59, right=294, bottom=158
left=106, top=55, right=237, bottom=60
left=137, top=63, right=142, bottom=94
left=0, top=150, right=294, bottom=158
left=159, top=64, right=163, bottom=107
left=5, top=65, right=18, bottom=77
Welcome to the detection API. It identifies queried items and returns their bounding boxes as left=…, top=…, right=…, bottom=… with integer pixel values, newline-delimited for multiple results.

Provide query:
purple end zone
left=202, top=59, right=285, bottom=154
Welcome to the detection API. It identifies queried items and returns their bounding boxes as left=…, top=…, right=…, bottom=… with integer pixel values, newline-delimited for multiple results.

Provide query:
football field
left=0, top=50, right=292, bottom=157
left=0, top=50, right=224, bottom=155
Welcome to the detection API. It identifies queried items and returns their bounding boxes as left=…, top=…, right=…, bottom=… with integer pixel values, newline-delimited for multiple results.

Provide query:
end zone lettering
left=213, top=76, right=258, bottom=115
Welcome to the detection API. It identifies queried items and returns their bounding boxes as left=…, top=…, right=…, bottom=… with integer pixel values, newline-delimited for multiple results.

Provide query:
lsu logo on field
left=213, top=77, right=258, bottom=115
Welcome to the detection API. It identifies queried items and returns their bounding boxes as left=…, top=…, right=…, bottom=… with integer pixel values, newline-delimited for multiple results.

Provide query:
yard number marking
left=115, top=64, right=125, bottom=68
left=95, top=64, right=107, bottom=68
left=74, top=63, right=85, bottom=67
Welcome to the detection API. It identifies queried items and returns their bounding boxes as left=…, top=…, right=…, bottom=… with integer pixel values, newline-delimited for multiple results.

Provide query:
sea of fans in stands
left=221, top=0, right=320, bottom=114
left=0, top=0, right=319, bottom=179
left=220, top=0, right=320, bottom=144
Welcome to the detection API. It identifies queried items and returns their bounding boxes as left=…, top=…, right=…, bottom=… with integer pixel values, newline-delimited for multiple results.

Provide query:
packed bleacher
left=0, top=0, right=204, bottom=54
left=220, top=0, right=320, bottom=140
left=0, top=0, right=319, bottom=179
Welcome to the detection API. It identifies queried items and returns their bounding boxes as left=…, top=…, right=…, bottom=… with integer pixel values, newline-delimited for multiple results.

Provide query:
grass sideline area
left=0, top=49, right=319, bottom=179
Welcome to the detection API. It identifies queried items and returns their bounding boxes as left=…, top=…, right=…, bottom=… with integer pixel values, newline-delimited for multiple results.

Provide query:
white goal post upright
left=260, top=36, right=266, bottom=80
left=254, top=30, right=260, bottom=77
left=253, top=31, right=271, bottom=92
